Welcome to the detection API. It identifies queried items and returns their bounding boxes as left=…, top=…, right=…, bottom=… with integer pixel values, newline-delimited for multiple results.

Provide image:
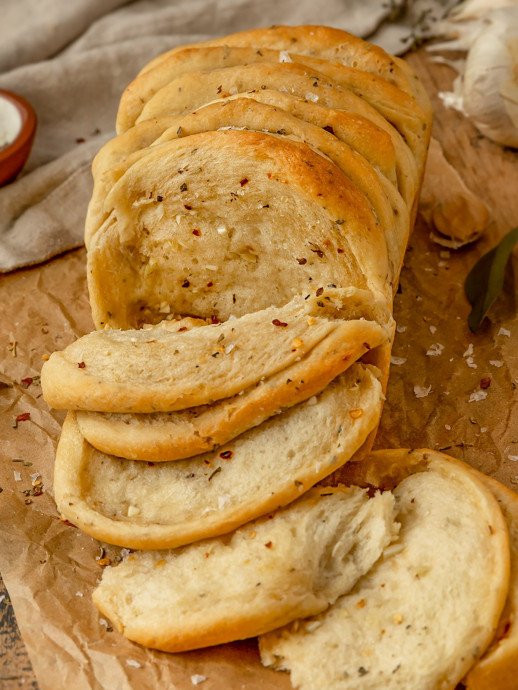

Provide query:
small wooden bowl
left=0, top=89, right=37, bottom=187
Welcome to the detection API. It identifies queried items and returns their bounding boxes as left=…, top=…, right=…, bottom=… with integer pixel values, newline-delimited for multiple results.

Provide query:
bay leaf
left=465, top=226, right=518, bottom=332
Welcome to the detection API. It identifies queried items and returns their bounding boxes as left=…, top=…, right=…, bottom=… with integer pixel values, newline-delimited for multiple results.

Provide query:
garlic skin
left=461, top=8, right=518, bottom=147
left=430, top=2, right=518, bottom=148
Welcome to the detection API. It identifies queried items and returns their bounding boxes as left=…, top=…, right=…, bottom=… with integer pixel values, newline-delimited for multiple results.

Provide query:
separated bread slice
left=53, top=363, right=383, bottom=549
left=86, top=130, right=390, bottom=330
left=464, top=471, right=518, bottom=690
left=136, top=25, right=429, bottom=113
left=42, top=288, right=391, bottom=414
left=92, top=484, right=399, bottom=652
left=259, top=449, right=510, bottom=690
left=74, top=287, right=393, bottom=461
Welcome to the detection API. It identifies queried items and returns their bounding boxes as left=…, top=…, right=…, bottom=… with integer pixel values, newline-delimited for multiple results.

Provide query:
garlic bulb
left=461, top=8, right=518, bottom=147
left=430, top=2, right=518, bottom=148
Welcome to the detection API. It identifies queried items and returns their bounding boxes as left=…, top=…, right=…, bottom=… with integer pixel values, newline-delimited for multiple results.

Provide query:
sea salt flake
left=305, top=92, right=319, bottom=102
left=396, top=325, right=407, bottom=333
left=75, top=591, right=83, bottom=597
left=508, top=455, right=518, bottom=462
left=445, top=424, right=452, bottom=430
left=429, top=326, right=437, bottom=334
left=490, top=360, right=503, bottom=367
left=414, top=385, right=432, bottom=399
left=126, top=659, right=141, bottom=668
left=463, top=344, right=474, bottom=357
left=14, top=471, right=21, bottom=481
left=469, top=390, right=488, bottom=403
left=191, top=675, right=207, bottom=686
left=30, top=472, right=40, bottom=481
left=390, top=356, right=407, bottom=366
left=480, top=427, right=488, bottom=432
left=465, top=356, right=477, bottom=369
left=99, top=618, right=109, bottom=627
left=498, top=328, right=511, bottom=337
left=279, top=50, right=292, bottom=63
left=426, top=343, right=444, bottom=357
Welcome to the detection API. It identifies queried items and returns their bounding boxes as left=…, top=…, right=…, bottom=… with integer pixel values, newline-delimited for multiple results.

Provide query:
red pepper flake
left=297, top=258, right=307, bottom=265
left=20, top=377, right=33, bottom=388
left=204, top=552, right=211, bottom=558
left=78, top=361, right=86, bottom=369
left=184, top=204, right=192, bottom=210
left=16, top=412, right=31, bottom=422
left=217, top=85, right=223, bottom=94
left=480, top=377, right=491, bottom=389
left=337, top=248, right=344, bottom=254
left=210, top=315, right=220, bottom=324
left=192, top=229, right=201, bottom=236
left=316, top=287, right=324, bottom=296
left=75, top=137, right=85, bottom=144
left=147, top=462, right=155, bottom=467
left=219, top=450, right=233, bottom=460
left=323, top=125, right=335, bottom=135
left=181, top=279, right=190, bottom=287
left=177, top=327, right=188, bottom=332
left=264, top=541, right=273, bottom=548
left=156, top=195, right=163, bottom=202
left=240, top=178, right=249, bottom=187
left=206, top=281, right=214, bottom=287
left=272, top=319, right=288, bottom=327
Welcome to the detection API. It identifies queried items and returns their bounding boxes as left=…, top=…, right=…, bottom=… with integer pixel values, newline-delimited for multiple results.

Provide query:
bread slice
left=464, top=471, right=518, bottom=690
left=88, top=99, right=408, bottom=288
left=135, top=25, right=429, bottom=112
left=259, top=449, right=510, bottom=690
left=53, top=363, right=383, bottom=549
left=74, top=288, right=393, bottom=461
left=85, top=129, right=390, bottom=330
left=92, top=484, right=399, bottom=652
left=117, top=46, right=428, bottom=166
left=135, top=61, right=427, bottom=168
left=42, top=287, right=391, bottom=414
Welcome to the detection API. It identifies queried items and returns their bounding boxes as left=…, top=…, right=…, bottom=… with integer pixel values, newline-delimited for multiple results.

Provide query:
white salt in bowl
left=0, top=89, right=37, bottom=186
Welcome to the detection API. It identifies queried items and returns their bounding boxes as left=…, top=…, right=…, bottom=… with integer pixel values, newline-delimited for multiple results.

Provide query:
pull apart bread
left=45, top=24, right=518, bottom=690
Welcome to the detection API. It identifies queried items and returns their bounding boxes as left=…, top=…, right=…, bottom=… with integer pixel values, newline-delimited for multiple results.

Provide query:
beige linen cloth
left=0, top=0, right=458, bottom=273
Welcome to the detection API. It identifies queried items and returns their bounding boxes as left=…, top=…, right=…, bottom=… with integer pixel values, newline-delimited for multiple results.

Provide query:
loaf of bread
left=259, top=449, right=511, bottom=690
left=92, top=484, right=398, bottom=652
left=53, top=364, right=383, bottom=549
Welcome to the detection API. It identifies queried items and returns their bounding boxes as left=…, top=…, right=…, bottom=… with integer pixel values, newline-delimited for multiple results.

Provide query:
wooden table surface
left=1, top=38, right=517, bottom=690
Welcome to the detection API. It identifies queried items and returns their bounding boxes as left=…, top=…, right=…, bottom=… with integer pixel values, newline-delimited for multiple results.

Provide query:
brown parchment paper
left=0, top=49, right=517, bottom=690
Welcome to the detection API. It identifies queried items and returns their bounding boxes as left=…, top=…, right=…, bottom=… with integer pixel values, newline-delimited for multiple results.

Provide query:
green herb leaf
left=465, top=226, right=518, bottom=332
